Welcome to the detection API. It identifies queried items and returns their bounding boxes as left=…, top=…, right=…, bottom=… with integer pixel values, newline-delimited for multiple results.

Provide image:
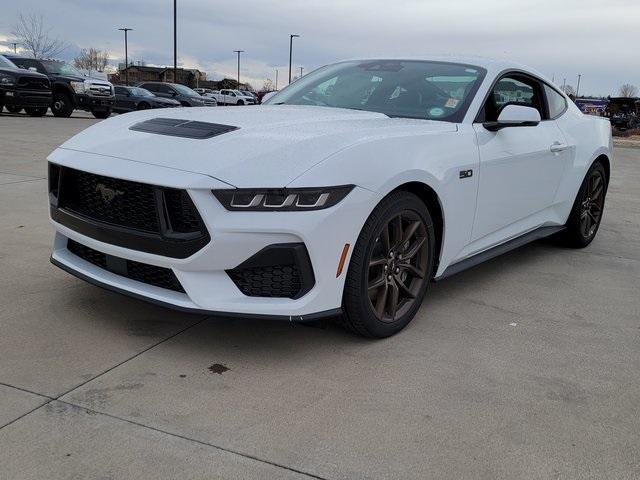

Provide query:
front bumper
left=48, top=149, right=377, bottom=319
left=75, top=93, right=115, bottom=110
left=1, top=88, right=52, bottom=108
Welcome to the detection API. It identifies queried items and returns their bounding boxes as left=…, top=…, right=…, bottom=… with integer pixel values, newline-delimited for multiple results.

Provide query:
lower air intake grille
left=226, top=243, right=315, bottom=299
left=67, top=239, right=184, bottom=293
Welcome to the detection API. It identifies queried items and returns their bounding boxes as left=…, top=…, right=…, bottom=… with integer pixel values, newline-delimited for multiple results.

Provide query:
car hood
left=0, top=67, right=49, bottom=79
left=56, top=105, right=457, bottom=187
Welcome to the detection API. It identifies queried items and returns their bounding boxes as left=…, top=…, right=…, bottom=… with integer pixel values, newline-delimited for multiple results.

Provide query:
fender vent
left=129, top=117, right=239, bottom=139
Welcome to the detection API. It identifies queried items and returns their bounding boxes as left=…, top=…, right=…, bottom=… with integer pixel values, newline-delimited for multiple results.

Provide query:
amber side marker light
left=336, top=243, right=351, bottom=277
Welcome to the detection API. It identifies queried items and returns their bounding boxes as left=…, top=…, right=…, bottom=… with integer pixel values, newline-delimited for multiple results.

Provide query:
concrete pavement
left=1, top=110, right=639, bottom=479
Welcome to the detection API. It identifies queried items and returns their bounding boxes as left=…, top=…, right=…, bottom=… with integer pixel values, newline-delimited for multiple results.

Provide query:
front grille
left=67, top=239, right=184, bottom=293
left=60, top=168, right=160, bottom=232
left=17, top=76, right=50, bottom=91
left=50, top=164, right=210, bottom=258
left=226, top=243, right=315, bottom=299
left=228, top=264, right=302, bottom=298
left=89, top=84, right=112, bottom=96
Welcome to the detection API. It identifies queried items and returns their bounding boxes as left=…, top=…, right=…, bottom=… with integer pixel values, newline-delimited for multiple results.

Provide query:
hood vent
left=130, top=117, right=239, bottom=139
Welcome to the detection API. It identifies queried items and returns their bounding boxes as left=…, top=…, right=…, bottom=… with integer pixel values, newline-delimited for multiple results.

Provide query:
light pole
left=275, top=69, right=278, bottom=90
left=234, top=50, right=244, bottom=88
left=11, top=42, right=17, bottom=53
left=576, top=74, right=582, bottom=98
left=288, top=34, right=299, bottom=84
left=118, top=28, right=132, bottom=86
left=173, top=0, right=177, bottom=83
left=299, top=66, right=304, bottom=78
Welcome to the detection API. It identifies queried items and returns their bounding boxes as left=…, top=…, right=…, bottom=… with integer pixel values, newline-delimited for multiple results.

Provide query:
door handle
left=550, top=142, right=570, bottom=153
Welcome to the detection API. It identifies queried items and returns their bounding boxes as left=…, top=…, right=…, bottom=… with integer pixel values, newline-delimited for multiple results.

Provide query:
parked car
left=0, top=54, right=51, bottom=116
left=258, top=90, right=278, bottom=104
left=211, top=89, right=255, bottom=105
left=5, top=55, right=114, bottom=119
left=136, top=82, right=216, bottom=107
left=240, top=90, right=258, bottom=102
left=113, top=86, right=181, bottom=113
left=47, top=57, right=612, bottom=338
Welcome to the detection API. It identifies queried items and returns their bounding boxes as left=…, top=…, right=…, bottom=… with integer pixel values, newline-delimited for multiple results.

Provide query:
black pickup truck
left=0, top=54, right=52, bottom=116
left=6, top=55, right=115, bottom=119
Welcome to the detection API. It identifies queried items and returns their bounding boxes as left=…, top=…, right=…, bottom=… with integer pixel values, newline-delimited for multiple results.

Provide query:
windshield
left=266, top=60, right=487, bottom=122
left=40, top=60, right=84, bottom=77
left=0, top=55, right=17, bottom=69
left=173, top=84, right=198, bottom=96
left=130, top=87, right=153, bottom=97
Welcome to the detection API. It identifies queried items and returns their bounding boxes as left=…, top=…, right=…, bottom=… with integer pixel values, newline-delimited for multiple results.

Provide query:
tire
left=5, top=105, right=22, bottom=113
left=237, top=100, right=244, bottom=106
left=181, top=102, right=191, bottom=107
left=51, top=92, right=74, bottom=117
left=341, top=191, right=436, bottom=338
left=25, top=107, right=48, bottom=117
left=91, top=109, right=112, bottom=119
left=558, top=161, right=608, bottom=248
left=137, top=102, right=150, bottom=110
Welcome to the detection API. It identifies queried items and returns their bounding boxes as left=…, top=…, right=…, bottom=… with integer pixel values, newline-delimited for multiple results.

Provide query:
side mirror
left=483, top=104, right=541, bottom=131
left=262, top=91, right=278, bottom=103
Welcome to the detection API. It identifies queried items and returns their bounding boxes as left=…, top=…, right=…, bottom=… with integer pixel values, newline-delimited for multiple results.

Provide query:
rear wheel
left=5, top=105, right=22, bottom=113
left=559, top=161, right=608, bottom=248
left=25, top=107, right=48, bottom=117
left=51, top=92, right=74, bottom=117
left=136, top=102, right=150, bottom=110
left=342, top=191, right=435, bottom=338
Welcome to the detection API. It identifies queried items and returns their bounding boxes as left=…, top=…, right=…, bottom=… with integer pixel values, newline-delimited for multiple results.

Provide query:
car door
left=114, top=87, right=133, bottom=111
left=471, top=73, right=571, bottom=244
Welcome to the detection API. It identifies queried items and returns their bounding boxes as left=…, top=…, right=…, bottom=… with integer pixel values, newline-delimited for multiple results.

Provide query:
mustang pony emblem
left=95, top=184, right=124, bottom=203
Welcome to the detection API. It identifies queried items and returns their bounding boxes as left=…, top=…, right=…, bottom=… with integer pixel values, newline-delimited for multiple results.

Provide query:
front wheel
left=237, top=100, right=244, bottom=106
left=136, top=102, right=150, bottom=110
left=25, top=107, right=48, bottom=117
left=91, top=109, right=111, bottom=119
left=558, top=161, right=608, bottom=248
left=51, top=92, right=74, bottom=117
left=342, top=191, right=435, bottom=338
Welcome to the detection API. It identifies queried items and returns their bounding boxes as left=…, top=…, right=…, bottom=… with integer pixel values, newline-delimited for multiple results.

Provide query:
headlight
left=70, top=81, right=86, bottom=93
left=0, top=73, right=16, bottom=86
left=213, top=185, right=355, bottom=211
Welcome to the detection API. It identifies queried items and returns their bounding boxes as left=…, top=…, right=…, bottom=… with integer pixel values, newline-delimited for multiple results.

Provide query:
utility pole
left=275, top=69, right=278, bottom=90
left=288, top=34, right=299, bottom=84
left=118, top=28, right=132, bottom=86
left=173, top=0, right=177, bottom=83
left=562, top=78, right=566, bottom=92
left=576, top=74, right=582, bottom=98
left=299, top=66, right=304, bottom=78
left=11, top=42, right=17, bottom=53
left=234, top=50, right=244, bottom=88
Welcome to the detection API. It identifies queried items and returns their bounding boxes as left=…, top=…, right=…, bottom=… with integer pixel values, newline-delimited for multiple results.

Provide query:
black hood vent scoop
left=130, top=117, right=239, bottom=139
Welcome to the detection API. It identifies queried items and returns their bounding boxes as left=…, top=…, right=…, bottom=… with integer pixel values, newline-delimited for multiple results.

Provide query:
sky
left=0, top=0, right=637, bottom=96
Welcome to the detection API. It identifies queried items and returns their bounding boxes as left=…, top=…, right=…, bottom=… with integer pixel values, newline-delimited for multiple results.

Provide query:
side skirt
left=434, top=225, right=565, bottom=281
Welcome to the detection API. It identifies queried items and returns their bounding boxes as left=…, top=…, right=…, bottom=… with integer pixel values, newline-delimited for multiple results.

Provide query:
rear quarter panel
left=555, top=105, right=613, bottom=220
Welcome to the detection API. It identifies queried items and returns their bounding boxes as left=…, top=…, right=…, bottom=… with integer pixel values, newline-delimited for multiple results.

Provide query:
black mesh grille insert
left=130, top=117, right=239, bottom=139
left=60, top=168, right=160, bottom=232
left=67, top=239, right=184, bottom=293
left=228, top=264, right=302, bottom=298
left=226, top=243, right=315, bottom=299
left=164, top=188, right=202, bottom=233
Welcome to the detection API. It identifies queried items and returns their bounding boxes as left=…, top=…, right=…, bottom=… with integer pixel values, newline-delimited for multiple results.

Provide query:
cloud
left=1, top=0, right=638, bottom=95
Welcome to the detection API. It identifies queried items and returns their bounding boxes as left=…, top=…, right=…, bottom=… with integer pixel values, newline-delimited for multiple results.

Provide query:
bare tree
left=619, top=84, right=638, bottom=98
left=560, top=84, right=576, bottom=96
left=73, top=48, right=110, bottom=72
left=262, top=79, right=274, bottom=91
left=12, top=13, right=66, bottom=58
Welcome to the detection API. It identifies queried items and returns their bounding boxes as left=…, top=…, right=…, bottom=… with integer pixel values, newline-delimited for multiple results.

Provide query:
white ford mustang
left=48, top=57, right=612, bottom=337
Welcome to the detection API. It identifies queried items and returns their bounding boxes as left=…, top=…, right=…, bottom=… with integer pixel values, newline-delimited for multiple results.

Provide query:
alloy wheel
left=367, top=211, right=429, bottom=322
left=580, top=169, right=605, bottom=238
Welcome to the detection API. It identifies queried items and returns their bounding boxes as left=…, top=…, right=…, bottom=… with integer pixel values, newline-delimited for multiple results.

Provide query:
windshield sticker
left=445, top=98, right=459, bottom=108
left=429, top=107, right=445, bottom=117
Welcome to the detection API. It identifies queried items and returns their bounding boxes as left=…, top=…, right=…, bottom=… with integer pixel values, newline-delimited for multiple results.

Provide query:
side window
left=114, top=87, right=126, bottom=95
left=481, top=74, right=545, bottom=122
left=156, top=84, right=172, bottom=94
left=141, top=83, right=155, bottom=92
left=13, top=58, right=46, bottom=75
left=544, top=84, right=567, bottom=119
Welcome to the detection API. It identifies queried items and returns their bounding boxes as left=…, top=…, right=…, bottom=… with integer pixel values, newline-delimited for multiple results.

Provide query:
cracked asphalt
left=1, top=110, right=639, bottom=479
